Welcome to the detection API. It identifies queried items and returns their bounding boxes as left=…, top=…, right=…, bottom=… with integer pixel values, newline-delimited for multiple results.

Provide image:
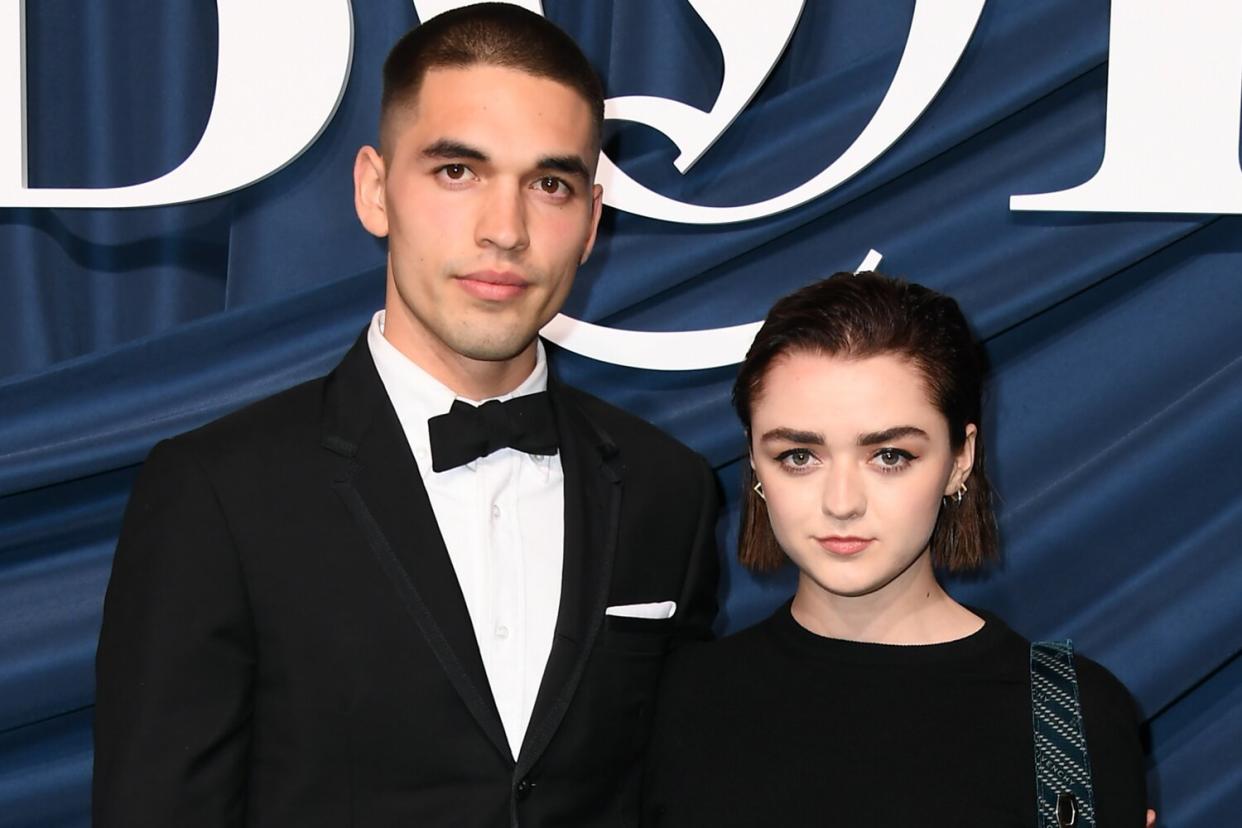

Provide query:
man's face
left=355, top=64, right=602, bottom=379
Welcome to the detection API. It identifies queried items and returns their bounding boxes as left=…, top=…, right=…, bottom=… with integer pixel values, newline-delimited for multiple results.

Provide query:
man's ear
left=578, top=182, right=604, bottom=265
left=945, top=423, right=977, bottom=496
left=354, top=146, right=389, bottom=238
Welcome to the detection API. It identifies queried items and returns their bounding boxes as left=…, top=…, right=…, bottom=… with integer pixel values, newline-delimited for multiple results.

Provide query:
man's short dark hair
left=380, top=3, right=605, bottom=152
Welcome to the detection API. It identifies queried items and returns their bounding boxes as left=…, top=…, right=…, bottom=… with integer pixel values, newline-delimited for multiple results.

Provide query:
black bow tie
left=427, top=393, right=559, bottom=472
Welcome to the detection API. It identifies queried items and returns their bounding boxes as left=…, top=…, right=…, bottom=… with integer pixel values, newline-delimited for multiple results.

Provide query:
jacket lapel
left=516, top=380, right=623, bottom=776
left=321, top=332, right=511, bottom=763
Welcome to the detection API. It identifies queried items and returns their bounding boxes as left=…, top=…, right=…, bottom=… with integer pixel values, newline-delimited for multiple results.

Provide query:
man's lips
left=455, top=271, right=529, bottom=301
left=815, top=536, right=873, bottom=555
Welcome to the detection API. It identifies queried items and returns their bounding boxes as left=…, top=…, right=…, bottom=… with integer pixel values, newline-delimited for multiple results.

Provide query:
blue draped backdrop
left=1, top=1, right=1239, bottom=825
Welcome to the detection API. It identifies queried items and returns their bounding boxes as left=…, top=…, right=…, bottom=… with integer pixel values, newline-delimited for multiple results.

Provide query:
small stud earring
left=753, top=480, right=766, bottom=501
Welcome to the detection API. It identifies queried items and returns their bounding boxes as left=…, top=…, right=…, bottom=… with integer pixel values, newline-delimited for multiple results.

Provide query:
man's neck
left=381, top=311, right=538, bottom=401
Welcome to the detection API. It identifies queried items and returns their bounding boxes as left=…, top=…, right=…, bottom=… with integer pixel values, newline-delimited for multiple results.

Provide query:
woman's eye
left=872, top=448, right=914, bottom=471
left=777, top=449, right=815, bottom=469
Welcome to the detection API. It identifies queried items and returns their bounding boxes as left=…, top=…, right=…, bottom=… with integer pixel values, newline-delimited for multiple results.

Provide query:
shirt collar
left=366, top=310, right=552, bottom=477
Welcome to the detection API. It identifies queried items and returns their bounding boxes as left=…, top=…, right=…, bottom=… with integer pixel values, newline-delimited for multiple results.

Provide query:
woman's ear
left=945, top=423, right=977, bottom=496
left=748, top=450, right=767, bottom=503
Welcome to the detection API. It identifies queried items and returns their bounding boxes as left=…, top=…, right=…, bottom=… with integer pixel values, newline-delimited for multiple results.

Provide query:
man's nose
left=475, top=180, right=530, bottom=252
left=821, top=463, right=866, bottom=521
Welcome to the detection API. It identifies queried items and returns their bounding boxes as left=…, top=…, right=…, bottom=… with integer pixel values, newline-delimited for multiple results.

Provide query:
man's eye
left=537, top=176, right=569, bottom=195
left=439, top=164, right=469, bottom=180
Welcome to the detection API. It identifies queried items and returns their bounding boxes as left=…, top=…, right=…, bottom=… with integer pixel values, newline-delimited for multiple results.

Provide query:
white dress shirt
left=367, top=310, right=564, bottom=759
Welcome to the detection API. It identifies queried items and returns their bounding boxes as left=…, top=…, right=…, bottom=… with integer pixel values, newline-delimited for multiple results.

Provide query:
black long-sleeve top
left=643, top=604, right=1146, bottom=827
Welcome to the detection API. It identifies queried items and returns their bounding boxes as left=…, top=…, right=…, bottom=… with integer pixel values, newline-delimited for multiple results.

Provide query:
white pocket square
left=605, top=600, right=677, bottom=620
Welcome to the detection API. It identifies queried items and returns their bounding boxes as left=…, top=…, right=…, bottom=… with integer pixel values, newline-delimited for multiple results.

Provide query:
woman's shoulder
left=1002, top=617, right=1142, bottom=726
left=1073, top=652, right=1139, bottom=711
left=999, top=620, right=1148, bottom=825
left=1072, top=652, right=1148, bottom=824
left=1070, top=650, right=1145, bottom=759
left=984, top=612, right=1143, bottom=729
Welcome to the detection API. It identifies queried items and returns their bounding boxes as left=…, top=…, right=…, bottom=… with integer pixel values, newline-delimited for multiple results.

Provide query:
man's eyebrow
left=760, top=427, right=824, bottom=445
left=537, top=155, right=591, bottom=181
left=857, top=426, right=929, bottom=446
left=422, top=139, right=488, bottom=162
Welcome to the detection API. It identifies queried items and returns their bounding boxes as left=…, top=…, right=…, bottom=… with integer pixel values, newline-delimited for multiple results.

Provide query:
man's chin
left=449, top=332, right=540, bottom=364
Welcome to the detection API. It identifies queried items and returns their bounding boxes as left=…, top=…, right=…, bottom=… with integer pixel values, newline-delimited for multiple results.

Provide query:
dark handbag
left=1031, top=640, right=1098, bottom=827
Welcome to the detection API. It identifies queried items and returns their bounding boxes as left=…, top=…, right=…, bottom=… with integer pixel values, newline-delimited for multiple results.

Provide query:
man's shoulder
left=556, top=383, right=707, bottom=470
left=158, top=373, right=330, bottom=465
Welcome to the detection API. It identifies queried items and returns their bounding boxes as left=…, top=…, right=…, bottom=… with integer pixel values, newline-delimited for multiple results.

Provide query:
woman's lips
left=816, top=536, right=872, bottom=555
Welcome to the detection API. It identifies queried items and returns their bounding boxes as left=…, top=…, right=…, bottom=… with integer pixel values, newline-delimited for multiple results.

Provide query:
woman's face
left=749, top=350, right=975, bottom=602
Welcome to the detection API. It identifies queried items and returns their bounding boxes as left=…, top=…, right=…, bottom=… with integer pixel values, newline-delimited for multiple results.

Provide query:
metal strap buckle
left=1056, top=792, right=1078, bottom=826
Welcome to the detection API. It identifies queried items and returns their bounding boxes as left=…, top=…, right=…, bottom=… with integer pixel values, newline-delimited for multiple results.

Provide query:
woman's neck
left=790, top=555, right=983, bottom=645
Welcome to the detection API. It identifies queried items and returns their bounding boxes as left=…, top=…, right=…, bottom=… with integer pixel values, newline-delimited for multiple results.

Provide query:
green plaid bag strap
left=1031, top=640, right=1097, bottom=827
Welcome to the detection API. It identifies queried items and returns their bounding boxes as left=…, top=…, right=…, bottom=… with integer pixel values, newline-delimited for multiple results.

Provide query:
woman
left=643, top=273, right=1148, bottom=826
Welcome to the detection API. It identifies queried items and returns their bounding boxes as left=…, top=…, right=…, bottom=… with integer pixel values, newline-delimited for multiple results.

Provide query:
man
left=93, top=5, right=719, bottom=826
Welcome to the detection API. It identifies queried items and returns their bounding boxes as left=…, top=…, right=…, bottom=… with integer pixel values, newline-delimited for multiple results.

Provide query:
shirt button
left=495, top=625, right=510, bottom=639
left=491, top=504, right=501, bottom=519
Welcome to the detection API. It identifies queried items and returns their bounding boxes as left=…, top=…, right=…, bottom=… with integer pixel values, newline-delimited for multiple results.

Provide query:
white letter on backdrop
left=410, top=1, right=983, bottom=225
left=1011, top=0, right=1242, bottom=213
left=0, top=0, right=353, bottom=207
left=539, top=249, right=884, bottom=370
left=598, top=1, right=985, bottom=224
left=604, top=0, right=805, bottom=174
left=0, top=0, right=27, bottom=191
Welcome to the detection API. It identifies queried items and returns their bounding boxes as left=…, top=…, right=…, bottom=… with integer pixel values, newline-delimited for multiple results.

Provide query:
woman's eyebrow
left=760, top=427, right=824, bottom=445
left=857, top=426, right=928, bottom=446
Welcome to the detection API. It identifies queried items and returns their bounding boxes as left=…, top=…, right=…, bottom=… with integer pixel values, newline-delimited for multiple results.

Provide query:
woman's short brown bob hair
left=733, top=271, right=998, bottom=573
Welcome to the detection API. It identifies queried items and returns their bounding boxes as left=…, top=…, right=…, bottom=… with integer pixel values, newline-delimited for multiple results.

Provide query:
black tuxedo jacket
left=93, top=332, right=719, bottom=827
